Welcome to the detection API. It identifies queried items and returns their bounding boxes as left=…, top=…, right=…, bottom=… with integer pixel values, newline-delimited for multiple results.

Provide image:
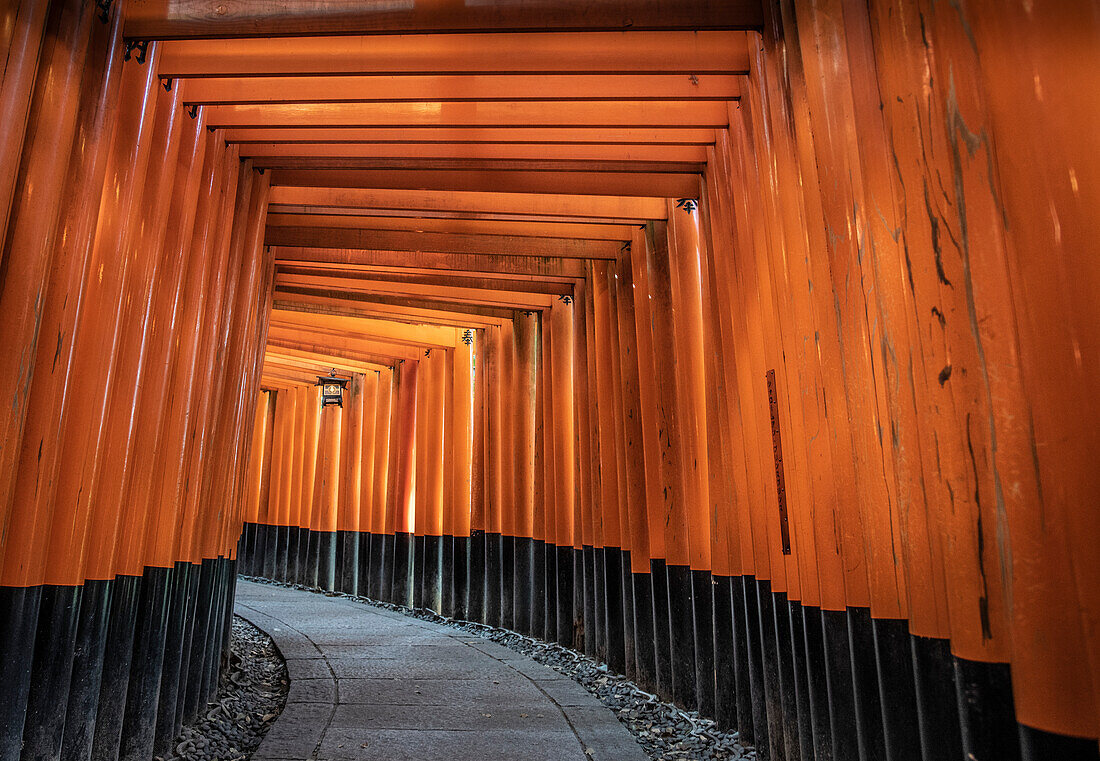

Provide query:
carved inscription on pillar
left=766, top=369, right=791, bottom=555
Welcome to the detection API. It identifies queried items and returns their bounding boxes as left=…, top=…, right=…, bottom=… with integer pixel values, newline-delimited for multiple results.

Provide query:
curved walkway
left=235, top=580, right=647, bottom=761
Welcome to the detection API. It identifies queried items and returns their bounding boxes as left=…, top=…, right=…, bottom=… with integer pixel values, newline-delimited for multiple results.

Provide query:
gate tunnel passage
left=0, top=2, right=1098, bottom=761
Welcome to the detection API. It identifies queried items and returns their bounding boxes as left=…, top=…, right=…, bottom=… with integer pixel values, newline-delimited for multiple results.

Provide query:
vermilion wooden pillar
left=604, top=264, right=636, bottom=682
left=627, top=227, right=672, bottom=699
left=0, top=0, right=49, bottom=253
left=512, top=312, right=537, bottom=634
left=613, top=258, right=657, bottom=693
left=3, top=4, right=125, bottom=591
left=336, top=373, right=363, bottom=594
left=449, top=332, right=474, bottom=620
left=641, top=219, right=696, bottom=709
left=549, top=297, right=575, bottom=648
left=311, top=401, right=342, bottom=590
left=0, top=0, right=96, bottom=553
left=367, top=368, right=392, bottom=600
left=423, top=349, right=447, bottom=613
left=483, top=324, right=503, bottom=626
left=467, top=329, right=488, bottom=623
left=590, top=261, right=624, bottom=672
left=385, top=360, right=418, bottom=605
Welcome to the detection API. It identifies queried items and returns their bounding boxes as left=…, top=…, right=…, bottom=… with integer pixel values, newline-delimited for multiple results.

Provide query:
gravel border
left=156, top=616, right=288, bottom=761
left=240, top=575, right=754, bottom=761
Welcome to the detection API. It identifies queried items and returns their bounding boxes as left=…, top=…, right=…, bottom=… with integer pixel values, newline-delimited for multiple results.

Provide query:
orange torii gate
left=1, top=2, right=1098, bottom=761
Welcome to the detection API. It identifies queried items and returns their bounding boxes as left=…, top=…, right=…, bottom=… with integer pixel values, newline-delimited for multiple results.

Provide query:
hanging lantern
left=315, top=368, right=349, bottom=408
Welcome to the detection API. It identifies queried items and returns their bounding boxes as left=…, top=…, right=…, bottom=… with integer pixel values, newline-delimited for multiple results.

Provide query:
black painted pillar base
left=64, top=579, right=112, bottom=761
left=467, top=530, right=485, bottom=624
left=847, top=606, right=887, bottom=761
left=357, top=532, right=372, bottom=597
left=369, top=533, right=387, bottom=601
left=621, top=550, right=636, bottom=682
left=304, top=528, right=321, bottom=588
left=338, top=530, right=358, bottom=595
left=691, top=569, right=715, bottom=717
left=593, top=547, right=606, bottom=661
left=650, top=559, right=672, bottom=701
left=741, top=576, right=769, bottom=755
left=631, top=571, right=657, bottom=694
left=500, top=535, right=515, bottom=629
left=531, top=539, right=546, bottom=639
left=544, top=543, right=558, bottom=644
left=873, top=618, right=920, bottom=761
left=119, top=566, right=172, bottom=761
left=412, top=534, right=427, bottom=609
left=441, top=534, right=455, bottom=617
left=21, top=584, right=81, bottom=761
left=260, top=525, right=276, bottom=580
left=90, top=574, right=141, bottom=761
left=513, top=536, right=533, bottom=635
left=910, top=634, right=963, bottom=761
left=555, top=545, right=574, bottom=648
left=285, top=526, right=299, bottom=585
left=391, top=532, right=413, bottom=606
left=452, top=536, right=469, bottom=621
left=424, top=534, right=442, bottom=614
left=786, top=599, right=813, bottom=760
left=712, top=575, right=737, bottom=731
left=318, top=531, right=337, bottom=591
left=822, top=606, right=860, bottom=761
left=955, top=657, right=1021, bottom=761
left=603, top=548, right=625, bottom=674
left=152, top=565, right=188, bottom=758
left=379, top=533, right=396, bottom=603
left=485, top=532, right=502, bottom=627
left=581, top=546, right=596, bottom=659
left=796, top=604, right=828, bottom=760
left=666, top=563, right=697, bottom=710
left=572, top=549, right=585, bottom=652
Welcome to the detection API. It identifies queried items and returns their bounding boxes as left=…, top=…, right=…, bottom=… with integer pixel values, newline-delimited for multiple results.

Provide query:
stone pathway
left=235, top=580, right=648, bottom=761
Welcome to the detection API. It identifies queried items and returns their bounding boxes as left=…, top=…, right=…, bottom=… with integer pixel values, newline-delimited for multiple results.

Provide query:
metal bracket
left=123, top=40, right=149, bottom=64
left=675, top=198, right=698, bottom=213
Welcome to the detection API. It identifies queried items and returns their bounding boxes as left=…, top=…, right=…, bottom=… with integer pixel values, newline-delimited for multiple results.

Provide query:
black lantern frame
left=315, top=369, right=350, bottom=407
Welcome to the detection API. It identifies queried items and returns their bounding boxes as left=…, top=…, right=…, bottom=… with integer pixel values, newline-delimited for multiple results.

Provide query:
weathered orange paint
left=0, top=0, right=97, bottom=584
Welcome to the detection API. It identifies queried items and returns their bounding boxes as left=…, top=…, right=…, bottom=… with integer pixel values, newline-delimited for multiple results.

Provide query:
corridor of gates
left=1, top=1, right=1098, bottom=760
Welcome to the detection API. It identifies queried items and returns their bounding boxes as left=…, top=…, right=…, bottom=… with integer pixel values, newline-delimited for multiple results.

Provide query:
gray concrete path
left=235, top=580, right=648, bottom=761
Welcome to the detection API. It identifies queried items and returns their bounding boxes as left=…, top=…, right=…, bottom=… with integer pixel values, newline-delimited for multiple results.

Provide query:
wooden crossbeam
left=272, top=247, right=588, bottom=278
left=156, top=32, right=750, bottom=77
left=265, top=226, right=622, bottom=259
left=267, top=187, right=667, bottom=220
left=179, top=74, right=741, bottom=104
left=267, top=168, right=700, bottom=197
left=203, top=101, right=730, bottom=128
left=266, top=213, right=633, bottom=241
left=125, top=1, right=764, bottom=39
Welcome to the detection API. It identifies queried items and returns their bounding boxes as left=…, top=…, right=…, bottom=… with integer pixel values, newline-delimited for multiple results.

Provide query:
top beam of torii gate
left=123, top=0, right=764, bottom=39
